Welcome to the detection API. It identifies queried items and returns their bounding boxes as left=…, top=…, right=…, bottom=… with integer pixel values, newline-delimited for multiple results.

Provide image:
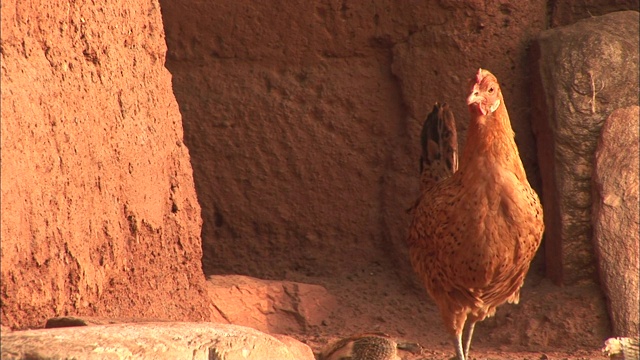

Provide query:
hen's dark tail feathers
left=406, top=103, right=458, bottom=214
left=419, top=102, right=458, bottom=191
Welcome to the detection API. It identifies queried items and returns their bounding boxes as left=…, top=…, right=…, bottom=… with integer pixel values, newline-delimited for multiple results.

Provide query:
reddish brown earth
left=302, top=270, right=609, bottom=359
left=1, top=0, right=211, bottom=328
left=2, top=0, right=638, bottom=359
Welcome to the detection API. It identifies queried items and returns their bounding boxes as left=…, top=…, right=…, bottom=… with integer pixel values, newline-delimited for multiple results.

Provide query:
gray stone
left=531, top=10, right=640, bottom=285
left=1, top=322, right=310, bottom=360
left=592, top=106, right=640, bottom=338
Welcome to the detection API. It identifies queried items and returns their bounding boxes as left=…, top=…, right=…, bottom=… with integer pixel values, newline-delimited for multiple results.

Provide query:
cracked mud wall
left=1, top=0, right=211, bottom=328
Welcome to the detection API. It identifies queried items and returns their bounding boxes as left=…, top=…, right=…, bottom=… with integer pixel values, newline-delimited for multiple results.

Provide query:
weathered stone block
left=531, top=11, right=639, bottom=285
left=593, top=106, right=640, bottom=338
left=1, top=322, right=311, bottom=360
left=207, top=275, right=337, bottom=333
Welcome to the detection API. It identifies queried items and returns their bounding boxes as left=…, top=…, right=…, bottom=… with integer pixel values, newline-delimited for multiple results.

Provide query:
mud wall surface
left=161, top=1, right=550, bottom=279
left=1, top=0, right=211, bottom=329
left=161, top=0, right=638, bottom=280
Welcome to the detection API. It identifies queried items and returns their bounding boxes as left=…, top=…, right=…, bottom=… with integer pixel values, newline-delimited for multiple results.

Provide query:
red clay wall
left=1, top=0, right=211, bottom=329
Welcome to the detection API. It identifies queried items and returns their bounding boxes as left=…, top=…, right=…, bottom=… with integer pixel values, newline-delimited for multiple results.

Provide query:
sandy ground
left=285, top=258, right=610, bottom=359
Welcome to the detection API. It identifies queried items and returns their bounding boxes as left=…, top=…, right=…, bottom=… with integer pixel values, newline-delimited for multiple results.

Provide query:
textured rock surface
left=207, top=275, right=337, bottom=334
left=531, top=11, right=640, bottom=285
left=0, top=322, right=308, bottom=360
left=0, top=0, right=211, bottom=328
left=45, top=316, right=170, bottom=328
left=273, top=334, right=317, bottom=360
left=160, top=0, right=548, bottom=281
left=592, top=106, right=640, bottom=338
left=549, top=1, right=640, bottom=27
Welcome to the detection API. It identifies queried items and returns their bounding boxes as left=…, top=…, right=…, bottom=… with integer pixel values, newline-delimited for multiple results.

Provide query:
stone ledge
left=1, top=322, right=312, bottom=360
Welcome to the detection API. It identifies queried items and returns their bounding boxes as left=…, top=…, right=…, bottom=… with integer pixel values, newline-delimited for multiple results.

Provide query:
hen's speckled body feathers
left=407, top=69, right=544, bottom=360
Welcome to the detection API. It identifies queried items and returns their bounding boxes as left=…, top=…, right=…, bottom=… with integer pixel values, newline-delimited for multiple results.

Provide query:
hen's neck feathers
left=459, top=93, right=528, bottom=182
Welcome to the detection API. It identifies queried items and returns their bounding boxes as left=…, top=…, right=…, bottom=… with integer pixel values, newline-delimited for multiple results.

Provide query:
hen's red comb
left=475, top=68, right=484, bottom=84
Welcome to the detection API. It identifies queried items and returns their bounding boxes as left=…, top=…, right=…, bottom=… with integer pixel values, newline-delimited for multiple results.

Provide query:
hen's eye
left=488, top=87, right=494, bottom=93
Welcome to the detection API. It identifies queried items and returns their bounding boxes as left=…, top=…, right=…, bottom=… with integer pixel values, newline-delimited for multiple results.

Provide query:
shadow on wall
left=158, top=1, right=419, bottom=280
left=158, top=0, right=639, bottom=284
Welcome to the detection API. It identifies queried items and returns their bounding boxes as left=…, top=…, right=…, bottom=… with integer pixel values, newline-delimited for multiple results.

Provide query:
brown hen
left=407, top=68, right=544, bottom=360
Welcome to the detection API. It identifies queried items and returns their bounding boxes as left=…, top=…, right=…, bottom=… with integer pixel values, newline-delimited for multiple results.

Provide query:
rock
left=273, top=334, right=317, bottom=360
left=592, top=106, right=640, bottom=338
left=549, top=1, right=639, bottom=27
left=207, top=275, right=336, bottom=333
left=42, top=315, right=316, bottom=360
left=45, top=316, right=171, bottom=328
left=43, top=316, right=317, bottom=359
left=0, top=0, right=210, bottom=328
left=531, top=11, right=640, bottom=285
left=0, top=322, right=311, bottom=360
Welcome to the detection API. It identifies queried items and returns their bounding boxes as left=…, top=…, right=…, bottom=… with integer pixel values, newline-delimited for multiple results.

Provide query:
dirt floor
left=281, top=259, right=610, bottom=359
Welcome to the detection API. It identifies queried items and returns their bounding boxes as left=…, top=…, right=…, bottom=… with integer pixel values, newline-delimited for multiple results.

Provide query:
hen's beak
left=467, top=92, right=480, bottom=106
left=467, top=83, right=481, bottom=104
left=467, top=86, right=486, bottom=115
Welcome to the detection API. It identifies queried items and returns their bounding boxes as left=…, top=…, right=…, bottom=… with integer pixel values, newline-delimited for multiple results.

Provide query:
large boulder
left=0, top=322, right=312, bottom=360
left=531, top=10, right=639, bottom=285
left=0, top=0, right=210, bottom=328
left=592, top=106, right=640, bottom=338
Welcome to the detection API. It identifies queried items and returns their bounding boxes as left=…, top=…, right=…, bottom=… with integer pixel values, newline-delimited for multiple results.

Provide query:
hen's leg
left=454, top=332, right=466, bottom=360
left=444, top=307, right=467, bottom=360
left=452, top=315, right=467, bottom=360
left=463, top=320, right=477, bottom=359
